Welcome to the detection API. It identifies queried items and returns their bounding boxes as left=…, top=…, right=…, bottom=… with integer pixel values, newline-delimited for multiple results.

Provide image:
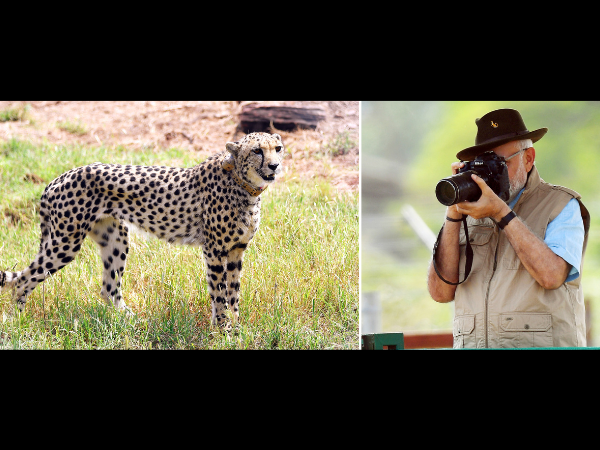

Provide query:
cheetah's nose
left=268, top=163, right=279, bottom=171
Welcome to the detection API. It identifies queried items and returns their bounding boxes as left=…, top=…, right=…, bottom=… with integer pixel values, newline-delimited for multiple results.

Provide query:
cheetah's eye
left=253, top=148, right=263, bottom=154
left=275, top=146, right=282, bottom=152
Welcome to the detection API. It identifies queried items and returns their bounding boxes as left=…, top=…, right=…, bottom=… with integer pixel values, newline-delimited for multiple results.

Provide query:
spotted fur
left=0, top=132, right=284, bottom=330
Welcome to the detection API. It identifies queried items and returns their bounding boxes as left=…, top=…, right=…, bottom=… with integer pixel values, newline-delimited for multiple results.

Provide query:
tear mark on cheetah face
left=226, top=132, right=284, bottom=189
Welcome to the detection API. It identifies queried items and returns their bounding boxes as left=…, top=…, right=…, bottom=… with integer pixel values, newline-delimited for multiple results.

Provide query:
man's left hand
left=454, top=174, right=511, bottom=222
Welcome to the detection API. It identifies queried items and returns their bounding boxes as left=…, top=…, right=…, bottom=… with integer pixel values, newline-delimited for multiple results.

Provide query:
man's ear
left=226, top=141, right=241, bottom=156
left=525, top=146, right=536, bottom=172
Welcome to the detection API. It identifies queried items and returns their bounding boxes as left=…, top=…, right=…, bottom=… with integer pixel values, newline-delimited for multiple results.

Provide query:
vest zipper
left=484, top=191, right=523, bottom=347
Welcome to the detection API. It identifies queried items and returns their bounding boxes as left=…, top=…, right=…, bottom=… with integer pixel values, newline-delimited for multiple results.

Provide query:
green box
left=362, top=333, right=404, bottom=350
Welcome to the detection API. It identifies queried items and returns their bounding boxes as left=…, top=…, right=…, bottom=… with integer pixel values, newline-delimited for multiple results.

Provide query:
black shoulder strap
left=432, top=217, right=473, bottom=285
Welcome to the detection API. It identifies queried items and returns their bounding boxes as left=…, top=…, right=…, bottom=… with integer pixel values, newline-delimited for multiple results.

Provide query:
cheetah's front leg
left=225, top=246, right=245, bottom=325
left=204, top=249, right=231, bottom=331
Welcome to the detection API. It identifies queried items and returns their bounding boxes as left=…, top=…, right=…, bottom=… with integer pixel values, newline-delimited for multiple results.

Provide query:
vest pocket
left=499, top=312, right=553, bottom=348
left=453, top=314, right=475, bottom=348
left=458, top=227, right=493, bottom=277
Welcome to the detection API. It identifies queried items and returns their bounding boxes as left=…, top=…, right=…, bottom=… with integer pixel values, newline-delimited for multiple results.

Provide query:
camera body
left=435, top=151, right=510, bottom=206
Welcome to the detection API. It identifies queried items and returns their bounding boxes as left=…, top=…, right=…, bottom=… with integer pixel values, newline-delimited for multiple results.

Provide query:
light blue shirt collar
left=507, top=187, right=525, bottom=209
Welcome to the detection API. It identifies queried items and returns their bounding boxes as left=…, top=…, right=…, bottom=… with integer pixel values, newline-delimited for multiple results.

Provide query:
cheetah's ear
left=272, top=134, right=282, bottom=141
left=226, top=141, right=241, bottom=156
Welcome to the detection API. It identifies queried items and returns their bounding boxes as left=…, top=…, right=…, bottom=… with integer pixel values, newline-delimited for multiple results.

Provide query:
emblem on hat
left=491, top=121, right=498, bottom=128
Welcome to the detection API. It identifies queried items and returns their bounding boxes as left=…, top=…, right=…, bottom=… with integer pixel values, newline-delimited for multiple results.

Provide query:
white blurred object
left=401, top=204, right=437, bottom=252
left=360, top=292, right=381, bottom=335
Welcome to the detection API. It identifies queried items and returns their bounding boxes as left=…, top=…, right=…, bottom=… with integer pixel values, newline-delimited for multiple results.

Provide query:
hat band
left=477, top=129, right=531, bottom=146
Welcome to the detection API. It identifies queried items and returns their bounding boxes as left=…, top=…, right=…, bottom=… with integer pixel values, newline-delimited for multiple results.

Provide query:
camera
left=435, top=151, right=510, bottom=206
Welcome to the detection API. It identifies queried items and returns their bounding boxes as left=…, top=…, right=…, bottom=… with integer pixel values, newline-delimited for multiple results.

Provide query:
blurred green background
left=361, top=101, right=600, bottom=345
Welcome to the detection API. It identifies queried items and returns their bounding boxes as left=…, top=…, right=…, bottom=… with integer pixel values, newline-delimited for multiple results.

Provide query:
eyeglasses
left=503, top=147, right=530, bottom=162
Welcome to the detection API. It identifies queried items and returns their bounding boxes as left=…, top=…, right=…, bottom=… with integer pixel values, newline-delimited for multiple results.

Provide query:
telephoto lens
left=435, top=170, right=486, bottom=206
left=435, top=152, right=510, bottom=206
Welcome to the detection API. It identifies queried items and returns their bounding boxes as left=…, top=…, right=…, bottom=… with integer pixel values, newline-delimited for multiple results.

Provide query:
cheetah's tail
left=0, top=270, right=21, bottom=293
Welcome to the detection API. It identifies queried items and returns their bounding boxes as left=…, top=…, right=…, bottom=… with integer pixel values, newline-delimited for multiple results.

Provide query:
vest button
left=524, top=324, right=530, bottom=329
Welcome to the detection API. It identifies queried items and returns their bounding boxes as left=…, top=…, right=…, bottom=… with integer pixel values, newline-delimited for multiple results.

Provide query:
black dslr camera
left=435, top=151, right=510, bottom=206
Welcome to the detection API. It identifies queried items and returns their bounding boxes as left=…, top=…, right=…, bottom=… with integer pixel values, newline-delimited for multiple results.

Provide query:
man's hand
left=454, top=174, right=511, bottom=222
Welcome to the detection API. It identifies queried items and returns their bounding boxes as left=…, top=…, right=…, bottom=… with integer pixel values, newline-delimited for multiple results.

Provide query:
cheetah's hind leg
left=88, top=217, right=132, bottom=315
left=0, top=267, right=23, bottom=308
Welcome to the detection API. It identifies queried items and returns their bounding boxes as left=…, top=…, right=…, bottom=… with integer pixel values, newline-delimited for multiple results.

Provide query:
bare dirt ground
left=0, top=101, right=359, bottom=194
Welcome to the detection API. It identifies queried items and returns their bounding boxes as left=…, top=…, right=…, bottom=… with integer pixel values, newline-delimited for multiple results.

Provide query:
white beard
left=507, top=157, right=528, bottom=204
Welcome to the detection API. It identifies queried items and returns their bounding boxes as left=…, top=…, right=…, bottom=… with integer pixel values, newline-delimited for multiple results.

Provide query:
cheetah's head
left=226, top=132, right=284, bottom=189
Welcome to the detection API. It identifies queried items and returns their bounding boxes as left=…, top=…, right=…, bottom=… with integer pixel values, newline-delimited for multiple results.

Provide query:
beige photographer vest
left=453, top=166, right=590, bottom=348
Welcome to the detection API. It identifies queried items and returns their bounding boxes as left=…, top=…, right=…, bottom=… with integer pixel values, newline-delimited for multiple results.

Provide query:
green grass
left=0, top=103, right=32, bottom=123
left=56, top=119, right=88, bottom=135
left=323, top=131, right=357, bottom=157
left=0, top=139, right=359, bottom=349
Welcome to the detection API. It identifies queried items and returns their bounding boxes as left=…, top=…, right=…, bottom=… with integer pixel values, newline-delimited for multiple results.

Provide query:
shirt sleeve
left=544, top=198, right=585, bottom=282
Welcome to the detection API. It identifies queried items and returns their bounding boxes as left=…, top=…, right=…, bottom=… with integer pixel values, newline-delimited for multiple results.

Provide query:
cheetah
left=0, top=132, right=284, bottom=330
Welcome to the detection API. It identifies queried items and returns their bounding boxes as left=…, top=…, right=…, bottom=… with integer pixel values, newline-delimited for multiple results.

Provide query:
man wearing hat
left=427, top=108, right=590, bottom=348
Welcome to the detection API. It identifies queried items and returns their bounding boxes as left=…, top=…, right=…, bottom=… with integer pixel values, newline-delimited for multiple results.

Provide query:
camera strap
left=432, top=216, right=473, bottom=285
